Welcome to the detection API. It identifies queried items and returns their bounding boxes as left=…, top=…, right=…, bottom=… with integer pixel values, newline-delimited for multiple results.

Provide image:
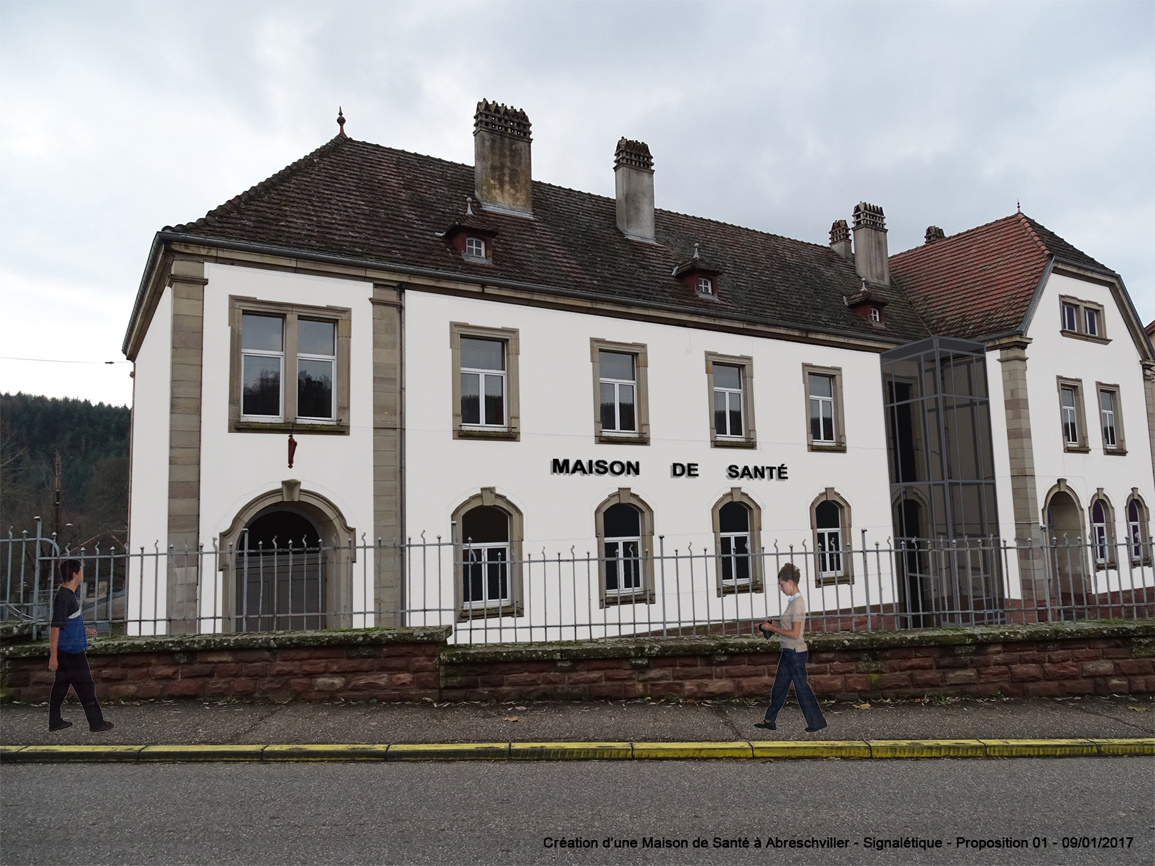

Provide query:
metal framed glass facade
left=881, top=337, right=1003, bottom=626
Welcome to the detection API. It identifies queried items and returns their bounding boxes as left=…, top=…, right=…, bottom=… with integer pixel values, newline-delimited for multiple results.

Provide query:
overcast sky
left=2, top=0, right=1152, bottom=407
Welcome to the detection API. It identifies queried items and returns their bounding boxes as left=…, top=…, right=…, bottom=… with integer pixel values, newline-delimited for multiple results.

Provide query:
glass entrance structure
left=881, top=337, right=1003, bottom=626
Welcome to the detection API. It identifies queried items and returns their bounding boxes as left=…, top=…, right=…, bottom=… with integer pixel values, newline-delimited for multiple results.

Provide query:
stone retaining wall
left=2, top=622, right=1152, bottom=704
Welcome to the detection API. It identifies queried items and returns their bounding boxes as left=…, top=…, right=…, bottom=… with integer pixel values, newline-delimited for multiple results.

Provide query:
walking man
left=48, top=559, right=113, bottom=733
left=755, top=563, right=827, bottom=733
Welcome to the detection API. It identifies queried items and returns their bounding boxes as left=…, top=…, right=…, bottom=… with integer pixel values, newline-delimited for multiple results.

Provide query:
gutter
left=123, top=231, right=916, bottom=358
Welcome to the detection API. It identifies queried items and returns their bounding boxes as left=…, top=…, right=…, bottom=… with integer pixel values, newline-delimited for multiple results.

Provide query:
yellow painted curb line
left=263, top=744, right=391, bottom=761
left=1089, top=738, right=1155, bottom=756
left=868, top=739, right=987, bottom=758
left=138, top=745, right=266, bottom=762
left=633, top=741, right=753, bottom=759
left=385, top=743, right=509, bottom=761
left=8, top=745, right=144, bottom=762
left=510, top=742, right=633, bottom=760
left=1, top=739, right=1152, bottom=763
left=753, top=740, right=871, bottom=759
left=979, top=739, right=1098, bottom=758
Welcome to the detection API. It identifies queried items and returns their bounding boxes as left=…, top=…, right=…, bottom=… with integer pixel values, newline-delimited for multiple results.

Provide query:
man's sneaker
left=89, top=721, right=114, bottom=733
left=48, top=720, right=73, bottom=732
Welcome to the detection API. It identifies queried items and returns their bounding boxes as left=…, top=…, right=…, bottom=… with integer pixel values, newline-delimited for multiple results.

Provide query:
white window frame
left=450, top=323, right=520, bottom=441
left=816, top=507, right=844, bottom=579
left=295, top=319, right=337, bottom=422
left=464, top=236, right=486, bottom=260
left=461, top=542, right=511, bottom=610
left=713, top=363, right=744, bottom=440
left=1061, top=302, right=1078, bottom=332
left=1084, top=307, right=1100, bottom=337
left=1058, top=295, right=1108, bottom=343
left=698, top=276, right=714, bottom=295
left=459, top=337, right=507, bottom=430
left=809, top=375, right=836, bottom=443
left=1095, top=382, right=1126, bottom=455
left=810, top=489, right=854, bottom=585
left=604, top=534, right=643, bottom=597
left=1099, top=389, right=1116, bottom=448
left=1126, top=494, right=1150, bottom=565
left=599, top=352, right=638, bottom=436
left=869, top=307, right=881, bottom=322
left=240, top=314, right=285, bottom=422
left=1061, top=386, right=1078, bottom=445
left=719, top=527, right=752, bottom=587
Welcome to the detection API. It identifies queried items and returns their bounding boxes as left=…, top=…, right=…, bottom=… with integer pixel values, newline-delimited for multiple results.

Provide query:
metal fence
left=3, top=520, right=1153, bottom=643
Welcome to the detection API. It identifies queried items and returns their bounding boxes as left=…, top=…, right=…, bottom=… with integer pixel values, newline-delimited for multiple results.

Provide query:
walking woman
left=755, top=563, right=827, bottom=733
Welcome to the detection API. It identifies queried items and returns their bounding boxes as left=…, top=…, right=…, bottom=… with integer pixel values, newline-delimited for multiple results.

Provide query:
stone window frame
left=451, top=488, right=524, bottom=620
left=705, top=352, right=757, bottom=449
left=1056, top=376, right=1090, bottom=453
left=450, top=322, right=520, bottom=441
left=1125, top=490, right=1152, bottom=566
left=228, top=296, right=351, bottom=434
left=710, top=488, right=764, bottom=596
left=1095, top=382, right=1127, bottom=455
left=594, top=488, right=655, bottom=607
left=1088, top=489, right=1117, bottom=569
left=590, top=338, right=650, bottom=445
left=801, top=363, right=847, bottom=453
left=809, top=488, right=854, bottom=586
left=1058, top=294, right=1110, bottom=345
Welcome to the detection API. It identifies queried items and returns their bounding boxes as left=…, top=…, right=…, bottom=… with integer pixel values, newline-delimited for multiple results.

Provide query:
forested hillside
left=1, top=393, right=130, bottom=548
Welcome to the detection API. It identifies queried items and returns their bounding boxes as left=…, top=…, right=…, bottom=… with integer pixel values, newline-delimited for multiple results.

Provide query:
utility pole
left=53, top=450, right=62, bottom=538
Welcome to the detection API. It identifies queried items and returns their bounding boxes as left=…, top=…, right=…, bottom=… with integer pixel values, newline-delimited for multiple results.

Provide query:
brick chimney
left=614, top=138, right=655, bottom=242
left=925, top=225, right=945, bottom=244
left=474, top=100, right=533, bottom=217
left=829, top=219, right=852, bottom=261
left=852, top=202, right=889, bottom=285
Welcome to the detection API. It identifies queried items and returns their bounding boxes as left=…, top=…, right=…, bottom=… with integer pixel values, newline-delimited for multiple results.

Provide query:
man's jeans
left=764, top=648, right=827, bottom=729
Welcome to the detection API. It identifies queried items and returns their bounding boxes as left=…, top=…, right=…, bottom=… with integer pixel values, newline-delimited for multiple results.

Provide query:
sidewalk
left=2, top=694, right=1152, bottom=754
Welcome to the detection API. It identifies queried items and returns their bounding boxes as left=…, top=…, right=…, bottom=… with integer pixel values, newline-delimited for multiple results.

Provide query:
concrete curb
left=2, top=739, right=1152, bottom=763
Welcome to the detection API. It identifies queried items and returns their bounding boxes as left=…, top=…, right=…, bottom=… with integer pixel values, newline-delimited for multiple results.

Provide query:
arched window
left=1088, top=491, right=1115, bottom=567
left=1126, top=492, right=1151, bottom=565
left=452, top=489, right=524, bottom=619
left=810, top=489, right=853, bottom=585
left=711, top=489, right=764, bottom=595
left=595, top=490, right=655, bottom=606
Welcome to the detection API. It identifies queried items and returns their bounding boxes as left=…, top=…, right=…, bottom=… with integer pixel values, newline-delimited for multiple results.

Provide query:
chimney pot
left=851, top=202, right=889, bottom=285
left=614, top=137, right=656, bottom=242
left=925, top=225, right=945, bottom=244
left=829, top=219, right=852, bottom=261
left=473, top=100, right=533, bottom=217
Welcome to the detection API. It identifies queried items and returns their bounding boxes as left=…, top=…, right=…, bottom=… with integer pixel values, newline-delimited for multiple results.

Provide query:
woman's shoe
left=753, top=720, right=776, bottom=730
left=804, top=723, right=827, bottom=733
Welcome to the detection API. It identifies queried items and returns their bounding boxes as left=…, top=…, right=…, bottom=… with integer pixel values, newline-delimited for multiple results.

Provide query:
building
left=121, top=102, right=1155, bottom=637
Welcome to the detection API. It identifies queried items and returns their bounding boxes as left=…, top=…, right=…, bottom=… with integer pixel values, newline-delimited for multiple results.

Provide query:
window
left=1096, top=384, right=1126, bottom=454
left=229, top=297, right=350, bottom=433
left=590, top=339, right=649, bottom=444
left=241, top=314, right=283, bottom=419
left=450, top=323, right=520, bottom=440
left=1089, top=493, right=1115, bottom=568
left=698, top=276, right=714, bottom=296
left=1058, top=295, right=1108, bottom=343
left=595, top=490, right=655, bottom=606
left=870, top=307, right=881, bottom=323
left=1126, top=493, right=1150, bottom=565
left=810, top=489, right=853, bottom=585
left=802, top=364, right=846, bottom=451
left=705, top=353, right=756, bottom=447
left=452, top=489, right=523, bottom=619
left=711, top=490, right=764, bottom=595
left=1055, top=377, right=1089, bottom=453
left=464, top=236, right=486, bottom=260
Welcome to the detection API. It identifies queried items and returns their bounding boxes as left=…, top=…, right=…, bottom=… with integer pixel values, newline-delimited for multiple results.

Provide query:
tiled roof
left=888, top=212, right=1113, bottom=341
left=168, top=135, right=929, bottom=343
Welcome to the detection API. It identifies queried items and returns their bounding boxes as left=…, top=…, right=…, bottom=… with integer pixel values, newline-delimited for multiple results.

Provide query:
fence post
left=860, top=529, right=871, bottom=631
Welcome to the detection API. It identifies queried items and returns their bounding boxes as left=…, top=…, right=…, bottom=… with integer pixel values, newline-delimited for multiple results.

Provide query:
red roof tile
left=889, top=213, right=1112, bottom=341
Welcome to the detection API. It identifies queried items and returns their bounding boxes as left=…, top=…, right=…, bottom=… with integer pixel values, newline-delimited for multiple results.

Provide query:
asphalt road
left=3, top=758, right=1152, bottom=865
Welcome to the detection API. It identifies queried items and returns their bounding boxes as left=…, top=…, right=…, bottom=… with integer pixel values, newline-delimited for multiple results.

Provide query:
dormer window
left=465, top=237, right=486, bottom=260
left=673, top=246, right=723, bottom=300
left=698, top=276, right=714, bottom=296
left=870, top=307, right=881, bottom=322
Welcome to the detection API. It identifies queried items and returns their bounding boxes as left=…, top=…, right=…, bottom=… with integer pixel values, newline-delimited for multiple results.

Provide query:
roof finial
left=337, top=106, right=346, bottom=137
left=1016, top=199, right=1021, bottom=213
left=692, top=243, right=700, bottom=260
left=465, top=196, right=474, bottom=216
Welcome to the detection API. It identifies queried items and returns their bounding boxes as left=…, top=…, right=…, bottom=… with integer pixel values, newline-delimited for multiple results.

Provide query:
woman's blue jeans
left=764, top=648, right=827, bottom=729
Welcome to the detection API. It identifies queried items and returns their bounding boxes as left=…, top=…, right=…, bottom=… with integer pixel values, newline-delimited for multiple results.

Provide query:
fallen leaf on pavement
left=853, top=703, right=871, bottom=710
left=503, top=716, right=521, bottom=722
left=1128, top=706, right=1148, bottom=712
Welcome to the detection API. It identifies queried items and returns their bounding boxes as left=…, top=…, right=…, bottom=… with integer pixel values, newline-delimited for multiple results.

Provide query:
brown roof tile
left=168, top=135, right=930, bottom=343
